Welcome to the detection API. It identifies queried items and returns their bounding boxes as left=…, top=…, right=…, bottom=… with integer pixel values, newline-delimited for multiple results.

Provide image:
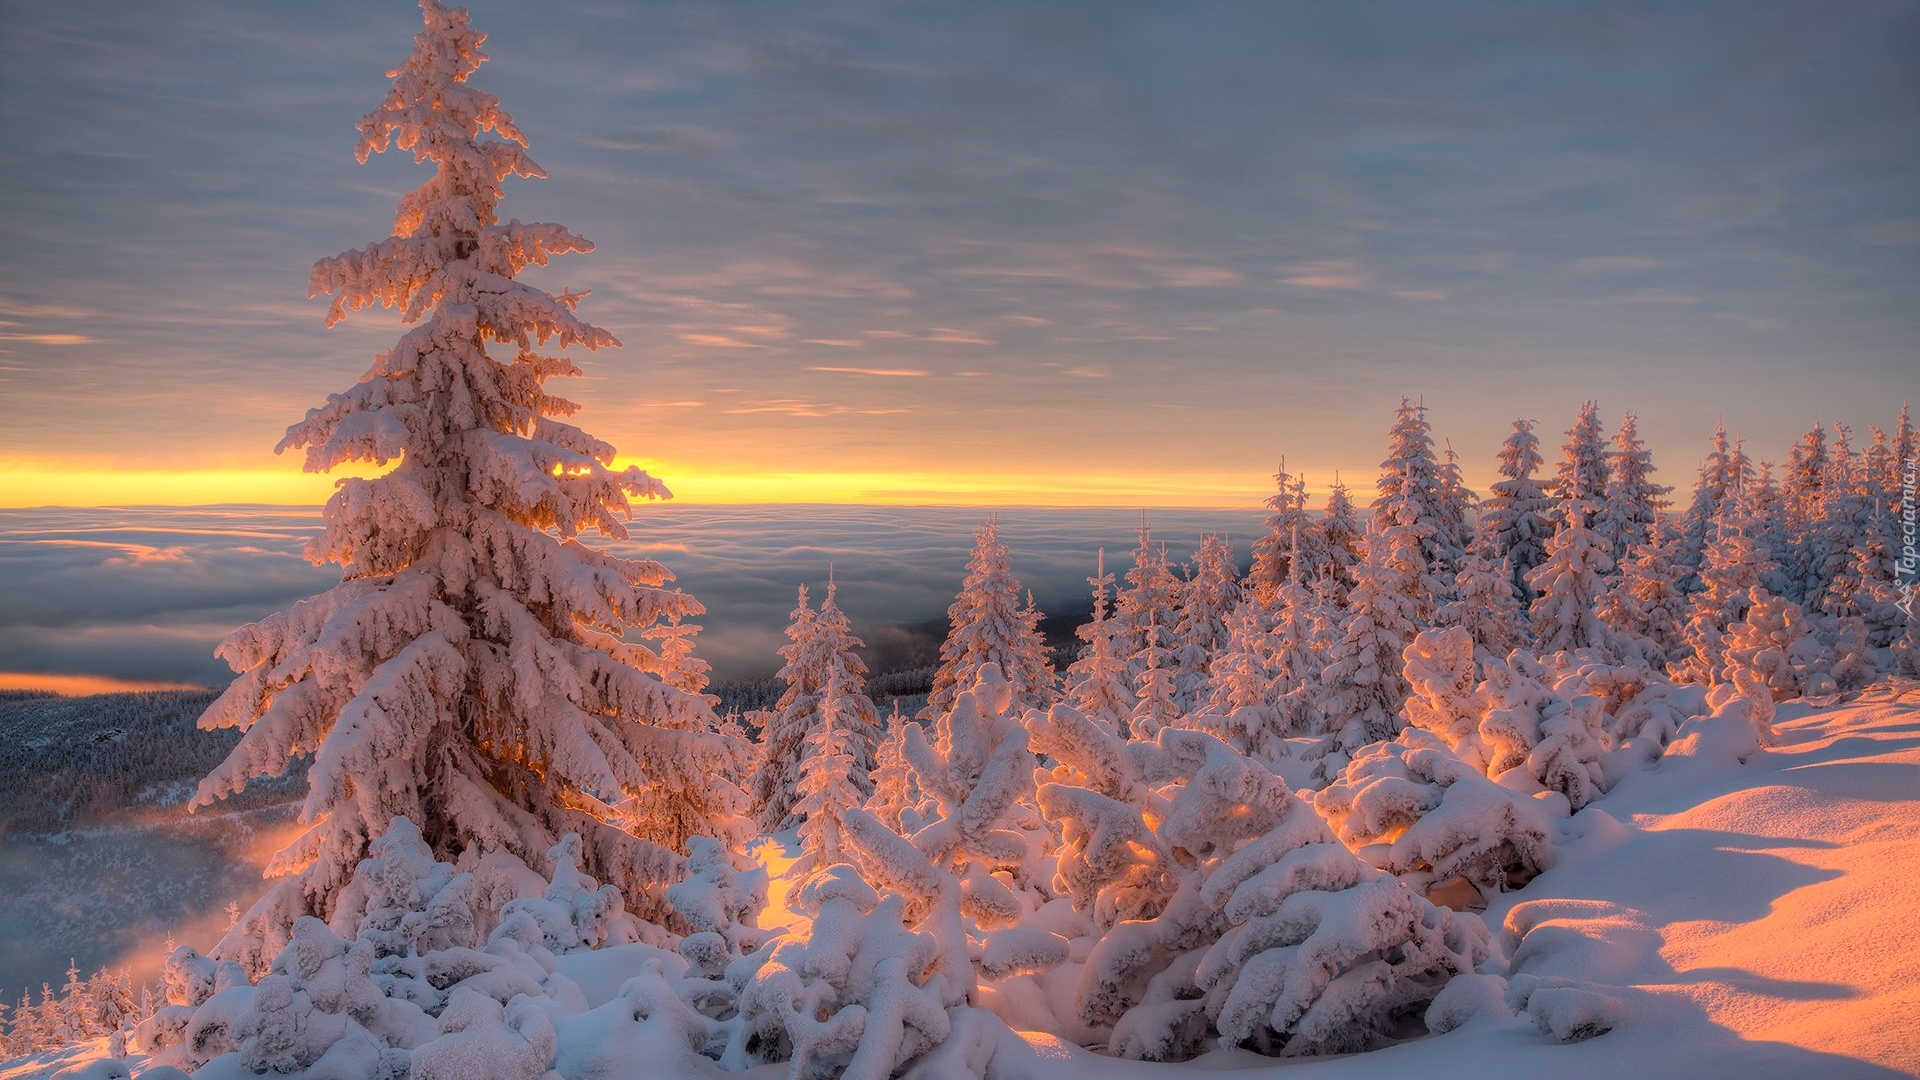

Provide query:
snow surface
left=8, top=686, right=1915, bottom=1080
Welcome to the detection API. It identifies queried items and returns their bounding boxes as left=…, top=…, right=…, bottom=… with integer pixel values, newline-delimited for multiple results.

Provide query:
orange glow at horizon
left=0, top=456, right=1274, bottom=510
left=0, top=671, right=212, bottom=696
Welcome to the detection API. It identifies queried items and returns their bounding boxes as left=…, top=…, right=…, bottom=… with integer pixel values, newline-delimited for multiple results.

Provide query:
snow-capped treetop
left=1554, top=401, right=1611, bottom=515
left=1249, top=462, right=1321, bottom=604
left=1171, top=533, right=1241, bottom=710
left=1678, top=421, right=1755, bottom=589
left=755, top=580, right=881, bottom=831
left=1479, top=418, right=1554, bottom=601
left=1112, top=521, right=1184, bottom=681
left=927, top=520, right=1056, bottom=716
left=1595, top=412, right=1671, bottom=561
left=1319, top=475, right=1364, bottom=601
left=1375, top=397, right=1468, bottom=584
left=1782, top=422, right=1830, bottom=531
left=1065, top=549, right=1137, bottom=734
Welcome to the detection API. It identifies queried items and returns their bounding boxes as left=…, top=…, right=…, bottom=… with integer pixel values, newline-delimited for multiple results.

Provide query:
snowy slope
left=926, top=684, right=1920, bottom=1079
left=5, top=687, right=1915, bottom=1080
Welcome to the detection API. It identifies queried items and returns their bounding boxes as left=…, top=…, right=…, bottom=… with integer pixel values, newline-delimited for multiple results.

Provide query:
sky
left=0, top=0, right=1916, bottom=510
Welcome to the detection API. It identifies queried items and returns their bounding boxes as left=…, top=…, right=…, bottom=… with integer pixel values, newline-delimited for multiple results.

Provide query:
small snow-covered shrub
left=1314, top=728, right=1552, bottom=899
left=1478, top=650, right=1610, bottom=810
left=1079, top=728, right=1492, bottom=1063
left=897, top=664, right=1049, bottom=927
left=726, top=864, right=960, bottom=1080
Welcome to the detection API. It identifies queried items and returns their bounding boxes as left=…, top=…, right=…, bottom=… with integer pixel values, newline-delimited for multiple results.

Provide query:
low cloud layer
left=0, top=504, right=1266, bottom=689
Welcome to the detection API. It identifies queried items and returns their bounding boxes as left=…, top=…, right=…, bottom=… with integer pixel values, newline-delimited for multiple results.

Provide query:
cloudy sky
left=0, top=0, right=1914, bottom=509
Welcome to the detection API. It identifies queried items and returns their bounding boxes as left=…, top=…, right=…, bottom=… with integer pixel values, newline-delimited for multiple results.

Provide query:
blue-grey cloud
left=0, top=504, right=1266, bottom=687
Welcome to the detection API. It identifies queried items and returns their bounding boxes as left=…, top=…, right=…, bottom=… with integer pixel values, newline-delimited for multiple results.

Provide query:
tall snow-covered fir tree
left=1673, top=482, right=1780, bottom=686
left=1374, top=397, right=1469, bottom=589
left=1170, top=533, right=1241, bottom=711
left=754, top=580, right=881, bottom=832
left=1064, top=550, right=1136, bottom=734
left=1594, top=411, right=1670, bottom=562
left=1314, top=498, right=1426, bottom=758
left=1677, top=421, right=1754, bottom=593
left=189, top=0, right=745, bottom=969
left=791, top=675, right=872, bottom=880
left=1597, top=517, right=1689, bottom=664
left=926, top=519, right=1056, bottom=716
left=1247, top=461, right=1321, bottom=605
left=1112, top=521, right=1184, bottom=691
left=1477, top=418, right=1554, bottom=602
left=1318, top=475, right=1364, bottom=604
left=1526, top=497, right=1617, bottom=656
left=1553, top=401, right=1612, bottom=527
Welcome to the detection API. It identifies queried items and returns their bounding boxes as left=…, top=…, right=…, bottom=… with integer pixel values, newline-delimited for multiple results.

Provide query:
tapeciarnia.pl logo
left=1899, top=457, right=1917, bottom=619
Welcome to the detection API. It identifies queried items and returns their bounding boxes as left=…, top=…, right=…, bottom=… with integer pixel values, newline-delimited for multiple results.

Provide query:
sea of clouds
left=0, top=503, right=1268, bottom=689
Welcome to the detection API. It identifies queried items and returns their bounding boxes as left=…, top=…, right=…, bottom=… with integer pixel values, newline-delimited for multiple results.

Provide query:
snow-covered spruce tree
left=899, top=664, right=1050, bottom=928
left=1476, top=651, right=1609, bottom=811
left=1721, top=588, right=1832, bottom=701
left=754, top=585, right=818, bottom=829
left=1248, top=461, right=1321, bottom=605
left=755, top=580, right=880, bottom=832
left=1319, top=476, right=1365, bottom=605
left=1676, top=421, right=1753, bottom=593
left=1194, top=597, right=1281, bottom=757
left=1552, top=401, right=1611, bottom=532
left=1312, top=493, right=1429, bottom=759
left=1088, top=731, right=1489, bottom=1061
left=1266, top=567, right=1334, bottom=739
left=1375, top=397, right=1469, bottom=590
left=1112, top=522, right=1184, bottom=691
left=926, top=519, right=1056, bottom=717
left=1525, top=497, right=1617, bottom=657
left=1808, top=425, right=1871, bottom=616
left=1130, top=626, right=1183, bottom=740
left=1849, top=468, right=1908, bottom=648
left=1672, top=482, right=1780, bottom=687
left=190, top=0, right=744, bottom=971
left=1314, top=725, right=1553, bottom=901
left=791, top=676, right=875, bottom=879
left=1063, top=550, right=1136, bottom=735
left=862, top=716, right=924, bottom=835
left=1748, top=458, right=1798, bottom=599
left=1439, top=543, right=1527, bottom=662
left=1596, top=517, right=1690, bottom=666
left=1437, top=439, right=1479, bottom=560
left=1479, top=418, right=1555, bottom=603
left=1594, top=411, right=1670, bottom=562
left=1170, top=533, right=1241, bottom=712
left=1782, top=422, right=1831, bottom=555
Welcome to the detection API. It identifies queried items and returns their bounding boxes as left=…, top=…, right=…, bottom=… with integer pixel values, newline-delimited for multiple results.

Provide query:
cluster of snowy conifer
left=0, top=963, right=142, bottom=1060
left=21, top=2, right=1913, bottom=1074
